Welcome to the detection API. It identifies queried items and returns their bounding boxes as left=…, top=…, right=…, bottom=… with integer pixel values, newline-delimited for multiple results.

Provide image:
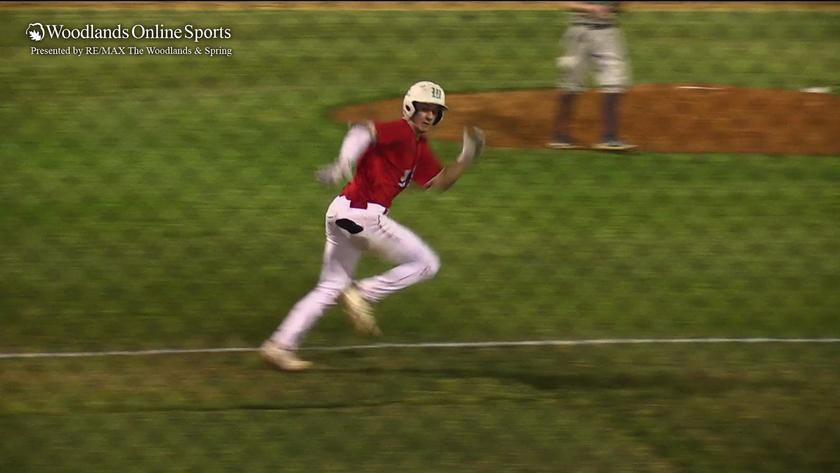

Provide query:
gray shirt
left=571, top=1, right=620, bottom=27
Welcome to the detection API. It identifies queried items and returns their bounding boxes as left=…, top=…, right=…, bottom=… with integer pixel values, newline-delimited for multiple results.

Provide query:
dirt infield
left=332, top=85, right=840, bottom=155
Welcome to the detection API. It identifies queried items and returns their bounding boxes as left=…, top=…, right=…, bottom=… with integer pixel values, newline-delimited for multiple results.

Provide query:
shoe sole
left=592, top=144, right=638, bottom=152
left=261, top=354, right=312, bottom=371
left=260, top=348, right=313, bottom=371
left=546, top=143, right=583, bottom=150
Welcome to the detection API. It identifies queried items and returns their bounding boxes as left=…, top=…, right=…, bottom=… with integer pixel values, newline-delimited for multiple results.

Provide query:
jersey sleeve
left=413, top=142, right=444, bottom=188
left=375, top=120, right=414, bottom=145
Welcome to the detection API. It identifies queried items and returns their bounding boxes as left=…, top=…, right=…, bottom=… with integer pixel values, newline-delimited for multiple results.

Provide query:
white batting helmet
left=402, top=81, right=448, bottom=125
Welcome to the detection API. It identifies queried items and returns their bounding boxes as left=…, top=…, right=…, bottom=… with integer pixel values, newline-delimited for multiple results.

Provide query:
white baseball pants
left=271, top=195, right=440, bottom=349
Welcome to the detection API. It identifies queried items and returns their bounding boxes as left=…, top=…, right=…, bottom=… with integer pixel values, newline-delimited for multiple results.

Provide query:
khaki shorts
left=557, top=25, right=631, bottom=93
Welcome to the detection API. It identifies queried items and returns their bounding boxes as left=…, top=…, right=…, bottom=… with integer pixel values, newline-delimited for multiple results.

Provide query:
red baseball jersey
left=341, top=119, right=443, bottom=209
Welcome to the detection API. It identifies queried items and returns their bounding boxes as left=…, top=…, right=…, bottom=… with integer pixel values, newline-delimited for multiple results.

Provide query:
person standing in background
left=548, top=1, right=637, bottom=152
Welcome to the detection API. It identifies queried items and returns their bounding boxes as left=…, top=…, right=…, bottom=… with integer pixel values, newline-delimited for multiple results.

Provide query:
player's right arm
left=316, top=121, right=376, bottom=186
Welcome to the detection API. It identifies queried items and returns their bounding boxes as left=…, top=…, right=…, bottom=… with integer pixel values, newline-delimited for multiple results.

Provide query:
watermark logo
left=27, top=21, right=234, bottom=57
left=26, top=23, right=45, bottom=42
left=24, top=22, right=231, bottom=42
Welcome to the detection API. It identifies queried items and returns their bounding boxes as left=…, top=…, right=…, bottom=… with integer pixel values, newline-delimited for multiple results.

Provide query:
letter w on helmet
left=402, top=81, right=448, bottom=125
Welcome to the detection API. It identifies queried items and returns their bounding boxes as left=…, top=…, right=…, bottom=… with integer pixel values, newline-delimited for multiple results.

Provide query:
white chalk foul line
left=1, top=338, right=839, bottom=359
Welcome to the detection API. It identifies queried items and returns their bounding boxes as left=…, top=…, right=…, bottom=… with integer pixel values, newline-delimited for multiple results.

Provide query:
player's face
left=411, top=102, right=443, bottom=133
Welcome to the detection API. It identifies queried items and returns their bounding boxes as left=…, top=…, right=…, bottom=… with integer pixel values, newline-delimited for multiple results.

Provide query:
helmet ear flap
left=403, top=100, right=415, bottom=121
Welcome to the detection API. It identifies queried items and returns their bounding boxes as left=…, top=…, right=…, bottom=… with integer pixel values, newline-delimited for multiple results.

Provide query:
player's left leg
left=353, top=214, right=440, bottom=304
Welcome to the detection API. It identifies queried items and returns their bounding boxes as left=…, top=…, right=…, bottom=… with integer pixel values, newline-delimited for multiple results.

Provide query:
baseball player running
left=261, top=81, right=486, bottom=371
left=547, top=1, right=636, bottom=151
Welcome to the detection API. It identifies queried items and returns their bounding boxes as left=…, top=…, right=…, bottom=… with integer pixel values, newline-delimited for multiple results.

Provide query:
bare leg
left=552, top=91, right=579, bottom=143
left=603, top=92, right=621, bottom=142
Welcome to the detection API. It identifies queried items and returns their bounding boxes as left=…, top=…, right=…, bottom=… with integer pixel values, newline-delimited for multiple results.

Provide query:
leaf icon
left=29, top=29, right=42, bottom=41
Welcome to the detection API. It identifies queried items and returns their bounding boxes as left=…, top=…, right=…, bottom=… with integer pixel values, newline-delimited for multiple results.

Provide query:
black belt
left=576, top=23, right=616, bottom=30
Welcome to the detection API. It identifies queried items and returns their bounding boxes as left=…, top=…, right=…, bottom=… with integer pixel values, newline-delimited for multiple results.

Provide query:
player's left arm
left=427, top=126, right=485, bottom=191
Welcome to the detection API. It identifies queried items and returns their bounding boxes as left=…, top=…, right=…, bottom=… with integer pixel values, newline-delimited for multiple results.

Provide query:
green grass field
left=1, top=6, right=839, bottom=472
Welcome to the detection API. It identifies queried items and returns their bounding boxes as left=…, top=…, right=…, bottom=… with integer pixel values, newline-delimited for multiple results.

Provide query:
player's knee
left=559, top=80, right=585, bottom=94
left=600, top=71, right=631, bottom=94
left=316, top=276, right=351, bottom=299
left=421, top=253, right=441, bottom=280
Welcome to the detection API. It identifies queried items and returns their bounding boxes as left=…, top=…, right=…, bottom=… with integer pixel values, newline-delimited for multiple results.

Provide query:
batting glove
left=457, top=126, right=486, bottom=166
left=315, top=163, right=350, bottom=187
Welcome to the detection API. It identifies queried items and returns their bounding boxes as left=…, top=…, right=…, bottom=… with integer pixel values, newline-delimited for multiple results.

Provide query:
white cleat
left=339, top=285, right=381, bottom=337
left=260, top=340, right=313, bottom=371
left=546, top=141, right=583, bottom=150
left=591, top=140, right=638, bottom=152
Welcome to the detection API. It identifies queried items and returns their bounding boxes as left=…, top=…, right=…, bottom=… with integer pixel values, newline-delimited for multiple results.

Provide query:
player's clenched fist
left=315, top=163, right=351, bottom=187
left=457, top=126, right=486, bottom=166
